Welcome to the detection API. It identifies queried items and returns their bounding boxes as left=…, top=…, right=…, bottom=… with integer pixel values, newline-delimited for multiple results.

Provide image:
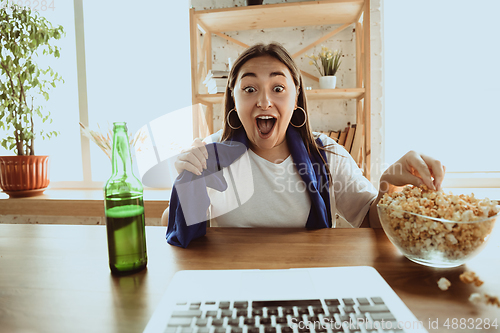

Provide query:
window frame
left=51, top=1, right=500, bottom=191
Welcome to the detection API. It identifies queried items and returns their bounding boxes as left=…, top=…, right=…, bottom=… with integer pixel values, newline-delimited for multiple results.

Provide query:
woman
left=167, top=43, right=445, bottom=247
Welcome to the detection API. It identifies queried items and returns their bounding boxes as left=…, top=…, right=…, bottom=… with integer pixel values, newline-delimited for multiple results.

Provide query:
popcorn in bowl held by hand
left=380, top=185, right=499, bottom=221
left=378, top=185, right=499, bottom=265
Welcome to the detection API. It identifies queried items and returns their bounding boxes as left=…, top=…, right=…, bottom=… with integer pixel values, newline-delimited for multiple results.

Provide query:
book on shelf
left=338, top=127, right=348, bottom=146
left=329, top=131, right=340, bottom=141
left=208, top=69, right=229, bottom=77
left=203, top=70, right=229, bottom=84
left=317, top=131, right=339, bottom=142
left=207, top=78, right=228, bottom=86
left=344, top=124, right=356, bottom=153
left=316, top=125, right=363, bottom=166
left=208, top=86, right=226, bottom=94
left=350, top=123, right=364, bottom=166
left=206, top=78, right=228, bottom=91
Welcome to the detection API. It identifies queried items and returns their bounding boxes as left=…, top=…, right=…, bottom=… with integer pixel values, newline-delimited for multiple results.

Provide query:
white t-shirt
left=203, top=130, right=377, bottom=228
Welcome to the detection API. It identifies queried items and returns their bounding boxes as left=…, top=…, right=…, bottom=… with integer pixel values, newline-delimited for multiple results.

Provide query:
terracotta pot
left=0, top=156, right=50, bottom=197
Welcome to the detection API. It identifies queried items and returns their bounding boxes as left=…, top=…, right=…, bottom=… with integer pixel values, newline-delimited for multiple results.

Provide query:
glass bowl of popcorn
left=377, top=186, right=499, bottom=268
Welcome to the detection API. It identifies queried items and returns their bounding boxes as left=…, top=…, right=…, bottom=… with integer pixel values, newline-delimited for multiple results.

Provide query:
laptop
left=144, top=267, right=428, bottom=333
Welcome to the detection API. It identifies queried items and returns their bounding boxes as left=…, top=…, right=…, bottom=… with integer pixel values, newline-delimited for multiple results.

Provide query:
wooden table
left=1, top=224, right=499, bottom=333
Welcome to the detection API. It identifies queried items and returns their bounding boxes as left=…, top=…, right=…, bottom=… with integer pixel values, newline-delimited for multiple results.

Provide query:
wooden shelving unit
left=197, top=88, right=365, bottom=104
left=189, top=0, right=371, bottom=178
left=194, top=0, right=364, bottom=31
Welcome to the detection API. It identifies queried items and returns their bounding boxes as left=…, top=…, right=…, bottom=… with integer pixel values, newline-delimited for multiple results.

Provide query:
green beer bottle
left=104, top=122, right=147, bottom=275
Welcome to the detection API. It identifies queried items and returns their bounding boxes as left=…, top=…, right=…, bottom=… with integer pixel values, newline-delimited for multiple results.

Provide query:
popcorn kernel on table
left=437, top=277, right=451, bottom=291
left=469, top=293, right=500, bottom=308
left=484, top=294, right=500, bottom=307
left=460, top=271, right=484, bottom=287
left=469, top=293, right=483, bottom=305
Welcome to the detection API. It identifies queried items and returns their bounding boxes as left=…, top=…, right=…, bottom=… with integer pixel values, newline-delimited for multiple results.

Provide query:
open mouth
left=256, top=115, right=277, bottom=136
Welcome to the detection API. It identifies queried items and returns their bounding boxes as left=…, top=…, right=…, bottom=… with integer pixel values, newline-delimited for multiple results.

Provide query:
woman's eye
left=274, top=86, right=285, bottom=93
left=243, top=87, right=256, bottom=93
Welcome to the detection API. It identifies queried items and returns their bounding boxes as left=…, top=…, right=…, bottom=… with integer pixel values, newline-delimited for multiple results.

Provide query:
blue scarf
left=166, top=125, right=332, bottom=248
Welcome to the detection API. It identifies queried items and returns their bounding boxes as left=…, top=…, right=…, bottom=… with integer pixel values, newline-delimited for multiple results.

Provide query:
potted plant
left=0, top=1, right=64, bottom=197
left=307, top=46, right=342, bottom=89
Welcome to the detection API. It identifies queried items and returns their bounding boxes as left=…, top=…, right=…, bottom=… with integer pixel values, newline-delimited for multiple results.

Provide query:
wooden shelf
left=196, top=88, right=365, bottom=104
left=190, top=0, right=372, bottom=178
left=196, top=93, right=225, bottom=104
left=195, top=0, right=364, bottom=32
left=0, top=189, right=170, bottom=218
left=305, top=88, right=365, bottom=100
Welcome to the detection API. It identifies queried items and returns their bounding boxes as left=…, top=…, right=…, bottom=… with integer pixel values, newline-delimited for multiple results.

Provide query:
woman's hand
left=380, top=151, right=446, bottom=192
left=368, top=151, right=445, bottom=228
left=174, top=138, right=208, bottom=176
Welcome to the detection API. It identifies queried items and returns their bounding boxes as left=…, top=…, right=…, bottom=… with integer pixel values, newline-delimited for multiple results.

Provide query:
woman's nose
left=256, top=91, right=272, bottom=110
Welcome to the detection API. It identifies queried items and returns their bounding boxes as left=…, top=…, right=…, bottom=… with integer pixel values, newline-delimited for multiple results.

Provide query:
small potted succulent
left=0, top=1, right=64, bottom=197
left=307, top=46, right=342, bottom=89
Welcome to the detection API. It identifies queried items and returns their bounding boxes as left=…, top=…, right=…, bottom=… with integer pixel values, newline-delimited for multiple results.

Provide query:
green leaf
left=0, top=2, right=64, bottom=150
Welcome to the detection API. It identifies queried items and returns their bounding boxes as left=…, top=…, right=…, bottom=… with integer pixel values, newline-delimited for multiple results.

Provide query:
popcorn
left=437, top=277, right=451, bottom=291
left=484, top=294, right=500, bottom=307
left=438, top=270, right=497, bottom=307
left=469, top=293, right=483, bottom=305
left=460, top=271, right=484, bottom=287
left=468, top=293, right=500, bottom=308
left=379, top=185, right=499, bottom=261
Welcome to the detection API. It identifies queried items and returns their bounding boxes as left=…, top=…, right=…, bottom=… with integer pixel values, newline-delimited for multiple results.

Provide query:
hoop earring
left=290, top=106, right=307, bottom=128
left=227, top=109, right=242, bottom=130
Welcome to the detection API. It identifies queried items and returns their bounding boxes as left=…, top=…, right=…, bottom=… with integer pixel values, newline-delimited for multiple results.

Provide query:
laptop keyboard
left=165, top=298, right=406, bottom=333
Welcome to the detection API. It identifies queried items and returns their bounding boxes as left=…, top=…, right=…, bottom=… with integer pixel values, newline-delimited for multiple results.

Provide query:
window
left=82, top=0, right=191, bottom=183
left=384, top=0, right=500, bottom=187
left=1, top=1, right=192, bottom=188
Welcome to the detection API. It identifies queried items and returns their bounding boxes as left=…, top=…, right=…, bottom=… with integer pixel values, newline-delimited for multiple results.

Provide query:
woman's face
left=233, top=56, right=298, bottom=155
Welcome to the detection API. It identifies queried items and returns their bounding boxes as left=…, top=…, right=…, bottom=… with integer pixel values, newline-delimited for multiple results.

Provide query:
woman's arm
left=363, top=151, right=446, bottom=228
left=320, top=133, right=378, bottom=228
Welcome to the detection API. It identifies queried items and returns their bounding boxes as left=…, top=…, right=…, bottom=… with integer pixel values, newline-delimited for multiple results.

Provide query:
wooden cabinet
left=189, top=0, right=371, bottom=179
